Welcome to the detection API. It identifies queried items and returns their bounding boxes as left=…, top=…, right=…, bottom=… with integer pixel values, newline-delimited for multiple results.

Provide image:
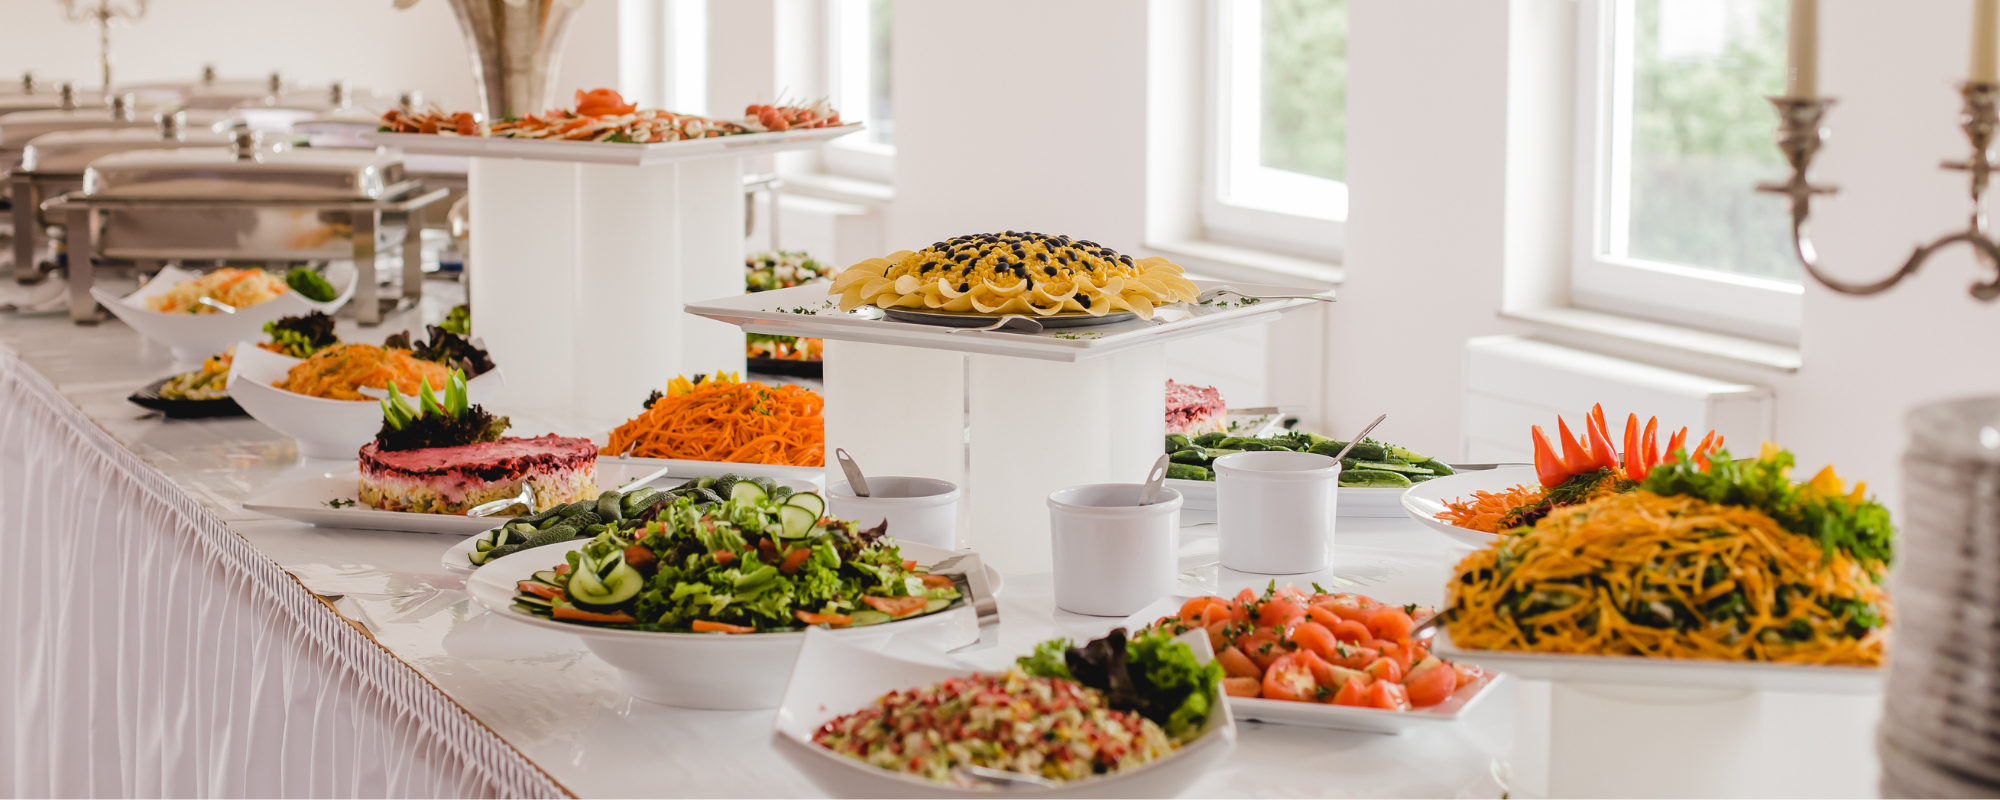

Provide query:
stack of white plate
left=1881, top=397, right=2000, bottom=797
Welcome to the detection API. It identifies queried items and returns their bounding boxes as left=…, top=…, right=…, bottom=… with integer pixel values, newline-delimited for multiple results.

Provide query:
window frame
left=1570, top=0, right=1802, bottom=344
left=1201, top=0, right=1346, bottom=262
left=822, top=0, right=893, bottom=184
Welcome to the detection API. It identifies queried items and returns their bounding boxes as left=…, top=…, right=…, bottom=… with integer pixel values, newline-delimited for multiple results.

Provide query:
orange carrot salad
left=603, top=378, right=824, bottom=467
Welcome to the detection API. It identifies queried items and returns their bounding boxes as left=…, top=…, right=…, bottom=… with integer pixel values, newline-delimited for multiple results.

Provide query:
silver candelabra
left=57, top=0, right=149, bottom=93
left=1759, top=83, right=2000, bottom=299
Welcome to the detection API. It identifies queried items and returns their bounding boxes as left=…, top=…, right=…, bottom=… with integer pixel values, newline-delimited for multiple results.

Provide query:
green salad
left=509, top=480, right=962, bottom=632
left=1017, top=627, right=1224, bottom=742
left=1163, top=430, right=1456, bottom=488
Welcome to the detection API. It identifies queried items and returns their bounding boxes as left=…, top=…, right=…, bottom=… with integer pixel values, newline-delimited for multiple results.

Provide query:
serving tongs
left=928, top=552, right=1001, bottom=653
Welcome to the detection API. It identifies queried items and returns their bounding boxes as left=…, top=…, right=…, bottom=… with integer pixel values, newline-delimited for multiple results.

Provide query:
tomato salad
left=1144, top=583, right=1484, bottom=711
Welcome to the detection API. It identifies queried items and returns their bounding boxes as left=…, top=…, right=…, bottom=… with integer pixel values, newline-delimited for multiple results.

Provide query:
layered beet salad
left=1165, top=379, right=1226, bottom=436
left=357, top=371, right=597, bottom=515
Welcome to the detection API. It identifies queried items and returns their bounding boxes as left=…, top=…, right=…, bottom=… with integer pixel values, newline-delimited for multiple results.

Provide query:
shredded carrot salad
left=604, top=380, right=824, bottom=466
left=1437, top=485, right=1545, bottom=534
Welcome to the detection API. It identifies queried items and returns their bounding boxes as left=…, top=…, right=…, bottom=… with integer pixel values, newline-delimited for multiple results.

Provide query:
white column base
left=966, top=347, right=1164, bottom=575
left=469, top=156, right=747, bottom=425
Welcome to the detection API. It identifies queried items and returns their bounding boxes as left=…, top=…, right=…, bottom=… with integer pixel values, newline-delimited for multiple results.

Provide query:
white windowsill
left=777, top=171, right=894, bottom=208
left=1504, top=305, right=1802, bottom=373
left=1143, top=237, right=1343, bottom=289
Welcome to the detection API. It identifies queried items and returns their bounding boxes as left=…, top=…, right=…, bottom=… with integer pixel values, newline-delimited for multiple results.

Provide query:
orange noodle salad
left=1436, top=403, right=1725, bottom=534
left=1444, top=444, right=1892, bottom=665
left=273, top=343, right=450, bottom=401
left=603, top=373, right=824, bottom=466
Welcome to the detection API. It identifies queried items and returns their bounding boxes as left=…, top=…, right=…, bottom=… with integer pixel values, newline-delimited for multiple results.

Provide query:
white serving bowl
left=1398, top=465, right=1540, bottom=549
left=771, top=627, right=1236, bottom=798
left=95, top=263, right=356, bottom=364
left=468, top=539, right=975, bottom=710
left=225, top=342, right=505, bottom=460
left=827, top=477, right=960, bottom=550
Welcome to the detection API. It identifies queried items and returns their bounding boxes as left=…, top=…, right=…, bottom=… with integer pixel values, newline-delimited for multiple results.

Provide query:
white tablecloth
left=0, top=344, right=565, bottom=797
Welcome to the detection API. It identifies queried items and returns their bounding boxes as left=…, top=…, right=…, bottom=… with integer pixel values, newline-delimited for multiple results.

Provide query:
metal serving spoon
left=1194, top=285, right=1338, bottom=304
left=955, top=764, right=1057, bottom=789
left=835, top=447, right=871, bottom=497
left=1138, top=453, right=1170, bottom=505
left=197, top=296, right=238, bottom=314
left=1328, top=414, right=1389, bottom=463
left=466, top=486, right=531, bottom=518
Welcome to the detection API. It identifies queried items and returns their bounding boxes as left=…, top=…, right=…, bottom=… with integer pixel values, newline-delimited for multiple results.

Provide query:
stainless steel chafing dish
left=0, top=82, right=105, bottom=118
left=0, top=94, right=168, bottom=170
left=45, top=130, right=447, bottom=325
left=10, top=110, right=237, bottom=282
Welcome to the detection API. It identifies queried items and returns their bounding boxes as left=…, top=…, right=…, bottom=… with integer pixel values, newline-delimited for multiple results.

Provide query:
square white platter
left=242, top=456, right=819, bottom=535
left=370, top=124, right=863, bottom=167
left=684, top=280, right=1331, bottom=362
left=1121, top=596, right=1503, bottom=735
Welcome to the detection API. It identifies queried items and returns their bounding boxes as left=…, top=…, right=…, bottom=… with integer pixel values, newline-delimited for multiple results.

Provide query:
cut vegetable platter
left=371, top=124, right=863, bottom=166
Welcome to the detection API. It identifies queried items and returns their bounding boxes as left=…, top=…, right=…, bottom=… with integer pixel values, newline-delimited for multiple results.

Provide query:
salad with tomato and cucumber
left=508, top=481, right=963, bottom=632
left=1143, top=583, right=1484, bottom=711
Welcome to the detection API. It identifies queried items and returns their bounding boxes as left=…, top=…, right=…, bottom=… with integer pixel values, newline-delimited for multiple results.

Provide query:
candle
left=1976, top=0, right=1999, bottom=83
left=1786, top=0, right=1819, bottom=98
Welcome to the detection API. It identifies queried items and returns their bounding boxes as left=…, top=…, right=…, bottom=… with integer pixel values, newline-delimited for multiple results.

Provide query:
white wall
left=0, top=0, right=619, bottom=114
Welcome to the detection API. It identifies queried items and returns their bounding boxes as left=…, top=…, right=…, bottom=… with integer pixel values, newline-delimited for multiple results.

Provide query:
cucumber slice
left=467, top=549, right=488, bottom=566
left=729, top=481, right=768, bottom=504
left=475, top=539, right=494, bottom=552
left=532, top=570, right=562, bottom=584
left=514, top=594, right=555, bottom=609
left=777, top=504, right=817, bottom=538
left=923, top=598, right=952, bottom=614
left=770, top=486, right=795, bottom=502
left=784, top=492, right=825, bottom=518
left=568, top=561, right=643, bottom=607
left=1353, top=460, right=1435, bottom=475
left=511, top=603, right=548, bottom=616
left=847, top=610, right=893, bottom=627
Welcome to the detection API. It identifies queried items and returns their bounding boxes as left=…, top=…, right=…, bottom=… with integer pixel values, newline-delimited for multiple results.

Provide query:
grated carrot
left=602, top=380, right=824, bottom=467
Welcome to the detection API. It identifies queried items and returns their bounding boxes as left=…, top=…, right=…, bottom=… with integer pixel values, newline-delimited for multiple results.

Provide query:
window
left=1205, top=0, right=1347, bottom=260
left=1575, top=0, right=1801, bottom=342
left=824, top=0, right=893, bottom=182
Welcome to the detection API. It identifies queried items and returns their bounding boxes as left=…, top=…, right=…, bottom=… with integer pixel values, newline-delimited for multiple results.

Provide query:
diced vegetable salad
left=509, top=479, right=961, bottom=632
left=1163, top=431, right=1456, bottom=488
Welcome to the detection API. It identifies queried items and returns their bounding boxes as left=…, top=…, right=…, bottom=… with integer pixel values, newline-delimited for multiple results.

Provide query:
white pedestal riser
left=966, top=348, right=1165, bottom=574
left=469, top=157, right=747, bottom=424
left=821, top=339, right=967, bottom=544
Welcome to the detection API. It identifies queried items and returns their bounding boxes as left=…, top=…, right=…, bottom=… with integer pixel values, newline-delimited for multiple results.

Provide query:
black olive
left=1043, top=266, right=1058, bottom=276
left=958, top=282, right=969, bottom=292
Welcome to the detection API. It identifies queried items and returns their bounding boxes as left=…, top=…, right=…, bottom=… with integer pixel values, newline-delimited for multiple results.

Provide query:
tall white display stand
left=376, top=126, right=858, bottom=424
left=687, top=280, right=1329, bottom=576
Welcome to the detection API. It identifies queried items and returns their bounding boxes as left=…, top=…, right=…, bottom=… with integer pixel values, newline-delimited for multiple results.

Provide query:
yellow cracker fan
left=829, top=231, right=1201, bottom=320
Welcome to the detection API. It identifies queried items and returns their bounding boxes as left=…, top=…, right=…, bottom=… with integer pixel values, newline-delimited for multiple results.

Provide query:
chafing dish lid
left=0, top=97, right=165, bottom=147
left=84, top=142, right=407, bottom=201
left=20, top=113, right=237, bottom=173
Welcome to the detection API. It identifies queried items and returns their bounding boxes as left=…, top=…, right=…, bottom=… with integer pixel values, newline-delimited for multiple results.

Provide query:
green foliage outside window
left=1626, top=0, right=1798, bottom=282
left=1260, top=0, right=1347, bottom=183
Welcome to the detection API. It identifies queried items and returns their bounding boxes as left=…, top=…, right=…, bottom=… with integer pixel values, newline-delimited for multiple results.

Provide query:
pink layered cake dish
left=1165, top=379, right=1226, bottom=435
left=358, top=434, right=598, bottom=515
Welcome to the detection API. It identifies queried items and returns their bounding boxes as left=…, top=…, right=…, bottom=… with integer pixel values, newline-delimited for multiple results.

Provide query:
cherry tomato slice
left=1222, top=677, right=1263, bottom=698
left=1217, top=646, right=1263, bottom=679
left=1261, top=655, right=1320, bottom=703
left=552, top=607, right=638, bottom=624
left=793, top=610, right=852, bottom=627
left=1287, top=621, right=1340, bottom=661
left=691, top=619, right=755, bottom=633
left=1366, top=679, right=1411, bottom=711
left=863, top=595, right=929, bottom=618
left=1332, top=675, right=1372, bottom=706
left=1366, top=606, right=1416, bottom=642
left=1404, top=657, right=1459, bottom=707
left=1365, top=656, right=1404, bottom=685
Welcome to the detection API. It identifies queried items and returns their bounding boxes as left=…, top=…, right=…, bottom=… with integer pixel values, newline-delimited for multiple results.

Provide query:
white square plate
left=1432, top=631, right=1883, bottom=694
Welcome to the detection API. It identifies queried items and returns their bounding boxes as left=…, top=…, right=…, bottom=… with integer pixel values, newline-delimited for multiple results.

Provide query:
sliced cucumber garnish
left=532, top=569, right=561, bottom=584
left=729, top=481, right=768, bottom=504
left=567, top=555, right=643, bottom=607
left=784, top=491, right=825, bottom=518
left=923, top=597, right=952, bottom=614
left=777, top=504, right=817, bottom=538
left=847, top=609, right=893, bottom=627
left=515, top=594, right=556, bottom=609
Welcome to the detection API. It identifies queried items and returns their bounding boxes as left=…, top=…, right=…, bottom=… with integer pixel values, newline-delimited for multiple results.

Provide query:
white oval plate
left=242, top=458, right=681, bottom=536
left=1398, top=465, right=1542, bottom=548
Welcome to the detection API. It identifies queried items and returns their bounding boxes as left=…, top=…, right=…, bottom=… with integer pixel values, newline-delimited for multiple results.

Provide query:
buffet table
left=0, top=297, right=1885, bottom=798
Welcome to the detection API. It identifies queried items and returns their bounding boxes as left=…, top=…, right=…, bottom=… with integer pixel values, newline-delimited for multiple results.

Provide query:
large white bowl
left=1398, top=465, right=1541, bottom=548
left=95, top=263, right=356, bottom=363
left=225, top=343, right=505, bottom=460
left=467, top=538, right=974, bottom=710
left=771, top=627, right=1236, bottom=798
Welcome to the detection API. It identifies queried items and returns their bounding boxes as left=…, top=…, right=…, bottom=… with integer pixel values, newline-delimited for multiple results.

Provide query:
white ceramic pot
left=226, top=343, right=505, bottom=461
left=94, top=263, right=356, bottom=364
left=1048, top=483, right=1182, bottom=617
left=1215, top=451, right=1339, bottom=574
left=468, top=539, right=974, bottom=710
left=827, top=477, right=960, bottom=550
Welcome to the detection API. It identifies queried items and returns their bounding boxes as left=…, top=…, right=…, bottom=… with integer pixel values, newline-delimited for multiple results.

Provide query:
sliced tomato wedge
left=1332, top=675, right=1372, bottom=706
left=1222, top=677, right=1263, bottom=698
left=1366, top=679, right=1411, bottom=711
left=691, top=619, right=756, bottom=633
left=918, top=574, right=956, bottom=590
left=1404, top=657, right=1460, bottom=707
left=713, top=550, right=736, bottom=565
left=863, top=595, right=929, bottom=618
left=1217, top=646, right=1263, bottom=680
left=517, top=581, right=562, bottom=601
left=794, top=610, right=852, bottom=627
left=552, top=607, right=637, bottom=624
left=780, top=548, right=812, bottom=575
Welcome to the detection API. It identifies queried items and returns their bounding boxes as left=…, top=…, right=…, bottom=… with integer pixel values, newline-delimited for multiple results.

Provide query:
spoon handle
left=1329, top=414, right=1389, bottom=463
left=1138, top=453, right=1170, bottom=505
left=835, top=447, right=871, bottom=497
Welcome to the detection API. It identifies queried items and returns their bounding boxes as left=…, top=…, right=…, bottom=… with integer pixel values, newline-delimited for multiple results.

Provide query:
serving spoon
left=945, top=314, right=1044, bottom=334
left=1194, top=285, right=1337, bottom=304
left=1138, top=453, right=1170, bottom=505
left=197, top=296, right=238, bottom=314
left=466, top=486, right=531, bottom=518
left=1328, top=414, right=1389, bottom=463
left=835, top=447, right=871, bottom=497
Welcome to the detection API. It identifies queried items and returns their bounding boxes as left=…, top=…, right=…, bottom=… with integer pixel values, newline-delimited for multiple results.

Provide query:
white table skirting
left=0, top=346, right=567, bottom=798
